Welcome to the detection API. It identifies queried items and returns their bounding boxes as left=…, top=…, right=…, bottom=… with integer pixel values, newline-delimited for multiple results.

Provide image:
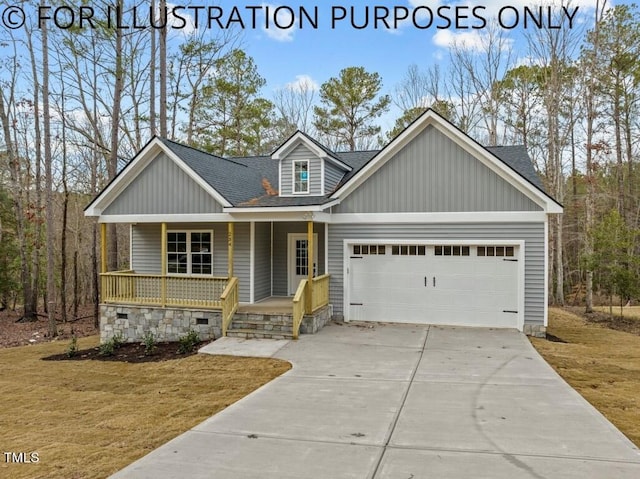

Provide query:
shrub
left=177, top=330, right=200, bottom=354
left=99, top=340, right=115, bottom=356
left=66, top=336, right=78, bottom=358
left=142, top=332, right=157, bottom=356
left=111, top=334, right=125, bottom=349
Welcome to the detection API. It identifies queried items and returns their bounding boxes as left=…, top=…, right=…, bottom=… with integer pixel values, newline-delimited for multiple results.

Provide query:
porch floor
left=237, top=296, right=294, bottom=315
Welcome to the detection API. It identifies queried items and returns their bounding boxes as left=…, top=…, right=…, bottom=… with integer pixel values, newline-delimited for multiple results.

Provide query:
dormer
left=272, top=131, right=352, bottom=196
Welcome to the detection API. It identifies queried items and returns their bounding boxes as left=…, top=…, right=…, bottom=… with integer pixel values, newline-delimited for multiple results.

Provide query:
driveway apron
left=110, top=323, right=640, bottom=479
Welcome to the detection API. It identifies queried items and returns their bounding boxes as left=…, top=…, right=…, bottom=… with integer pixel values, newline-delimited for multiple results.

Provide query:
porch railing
left=292, top=279, right=308, bottom=340
left=310, top=274, right=330, bottom=312
left=100, top=271, right=230, bottom=310
left=221, top=277, right=239, bottom=337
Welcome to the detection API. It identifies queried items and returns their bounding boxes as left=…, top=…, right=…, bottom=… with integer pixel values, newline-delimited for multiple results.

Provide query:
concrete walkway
left=111, top=323, right=640, bottom=478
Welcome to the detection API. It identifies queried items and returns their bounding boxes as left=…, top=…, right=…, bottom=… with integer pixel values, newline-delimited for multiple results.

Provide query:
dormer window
left=293, top=160, right=309, bottom=194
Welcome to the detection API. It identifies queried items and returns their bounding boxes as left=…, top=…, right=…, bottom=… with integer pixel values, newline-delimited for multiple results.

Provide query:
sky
left=169, top=0, right=618, bottom=130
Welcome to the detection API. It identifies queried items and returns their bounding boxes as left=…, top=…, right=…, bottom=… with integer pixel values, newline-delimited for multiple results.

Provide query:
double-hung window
left=167, top=231, right=213, bottom=275
left=293, top=160, right=309, bottom=194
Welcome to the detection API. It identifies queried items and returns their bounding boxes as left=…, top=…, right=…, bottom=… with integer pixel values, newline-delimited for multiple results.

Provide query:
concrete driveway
left=111, top=323, right=640, bottom=478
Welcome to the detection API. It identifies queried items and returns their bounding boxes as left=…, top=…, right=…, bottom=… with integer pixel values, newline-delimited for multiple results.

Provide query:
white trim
left=330, top=110, right=562, bottom=214
left=544, top=216, right=549, bottom=328
left=99, top=214, right=235, bottom=223
left=278, top=160, right=282, bottom=197
left=85, top=138, right=232, bottom=217
left=330, top=211, right=547, bottom=224
left=225, top=204, right=339, bottom=214
left=272, top=131, right=352, bottom=171
left=324, top=222, right=329, bottom=275
left=342, top=238, right=525, bottom=332
left=129, top=224, right=133, bottom=270
left=270, top=222, right=274, bottom=297
left=287, top=233, right=318, bottom=295
left=321, top=158, right=326, bottom=195
left=292, top=159, right=310, bottom=194
left=249, top=221, right=255, bottom=303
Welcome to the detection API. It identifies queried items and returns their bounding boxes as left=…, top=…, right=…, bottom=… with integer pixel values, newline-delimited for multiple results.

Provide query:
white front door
left=288, top=233, right=318, bottom=295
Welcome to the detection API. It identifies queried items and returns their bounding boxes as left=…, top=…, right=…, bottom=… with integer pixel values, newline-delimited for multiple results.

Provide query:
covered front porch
left=99, top=220, right=331, bottom=341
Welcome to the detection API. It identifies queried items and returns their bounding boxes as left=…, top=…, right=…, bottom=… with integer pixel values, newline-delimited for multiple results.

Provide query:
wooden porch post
left=306, top=220, right=314, bottom=313
left=161, top=222, right=167, bottom=307
left=100, top=223, right=107, bottom=274
left=228, top=222, right=234, bottom=278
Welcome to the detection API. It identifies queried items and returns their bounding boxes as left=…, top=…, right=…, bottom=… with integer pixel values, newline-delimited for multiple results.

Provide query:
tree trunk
left=159, top=0, right=167, bottom=137
left=42, top=19, right=57, bottom=337
left=150, top=0, right=156, bottom=135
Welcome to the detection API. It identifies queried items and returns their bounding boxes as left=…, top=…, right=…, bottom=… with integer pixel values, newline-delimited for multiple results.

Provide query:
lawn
left=594, top=305, right=640, bottom=320
left=531, top=308, right=640, bottom=447
left=0, top=336, right=291, bottom=479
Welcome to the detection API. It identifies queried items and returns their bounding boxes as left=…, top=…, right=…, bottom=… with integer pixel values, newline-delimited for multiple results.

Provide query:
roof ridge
left=161, top=137, right=249, bottom=168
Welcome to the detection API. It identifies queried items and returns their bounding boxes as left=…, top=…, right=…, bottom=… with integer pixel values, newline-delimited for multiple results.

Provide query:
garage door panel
left=348, top=244, right=520, bottom=329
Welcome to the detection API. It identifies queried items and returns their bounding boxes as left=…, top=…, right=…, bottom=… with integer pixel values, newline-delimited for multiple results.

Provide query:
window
left=477, top=246, right=515, bottom=257
left=435, top=245, right=470, bottom=256
left=293, top=160, right=309, bottom=194
left=167, top=231, right=213, bottom=275
left=353, top=244, right=386, bottom=255
left=391, top=244, right=426, bottom=256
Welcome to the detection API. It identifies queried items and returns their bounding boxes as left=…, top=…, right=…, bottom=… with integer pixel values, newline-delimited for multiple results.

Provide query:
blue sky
left=196, top=0, right=614, bottom=128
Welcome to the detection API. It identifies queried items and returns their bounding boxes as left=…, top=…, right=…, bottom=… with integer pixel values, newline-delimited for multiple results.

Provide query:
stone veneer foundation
left=523, top=323, right=547, bottom=338
left=100, top=305, right=222, bottom=343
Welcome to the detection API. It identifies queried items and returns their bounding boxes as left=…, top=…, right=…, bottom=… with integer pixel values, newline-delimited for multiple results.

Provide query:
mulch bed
left=42, top=341, right=208, bottom=363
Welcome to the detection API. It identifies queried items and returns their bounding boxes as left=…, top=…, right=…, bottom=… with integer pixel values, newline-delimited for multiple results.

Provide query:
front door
left=288, top=233, right=318, bottom=295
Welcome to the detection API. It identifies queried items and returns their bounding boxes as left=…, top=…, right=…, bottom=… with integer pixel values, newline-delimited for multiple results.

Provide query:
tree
left=313, top=66, right=390, bottom=151
left=191, top=49, right=273, bottom=156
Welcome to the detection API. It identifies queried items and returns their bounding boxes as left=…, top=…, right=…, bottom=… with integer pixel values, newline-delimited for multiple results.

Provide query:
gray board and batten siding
left=327, top=222, right=545, bottom=326
left=131, top=222, right=251, bottom=303
left=279, top=143, right=323, bottom=196
left=103, top=153, right=223, bottom=215
left=333, top=125, right=542, bottom=214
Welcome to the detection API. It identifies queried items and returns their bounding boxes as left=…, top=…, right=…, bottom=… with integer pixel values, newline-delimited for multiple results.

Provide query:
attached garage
left=346, top=241, right=524, bottom=330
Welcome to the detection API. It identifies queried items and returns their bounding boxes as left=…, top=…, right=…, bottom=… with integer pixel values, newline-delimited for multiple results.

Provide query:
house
left=85, top=109, right=562, bottom=343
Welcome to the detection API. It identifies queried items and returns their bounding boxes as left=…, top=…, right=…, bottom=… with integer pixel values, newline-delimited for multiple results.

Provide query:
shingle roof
left=159, top=137, right=546, bottom=208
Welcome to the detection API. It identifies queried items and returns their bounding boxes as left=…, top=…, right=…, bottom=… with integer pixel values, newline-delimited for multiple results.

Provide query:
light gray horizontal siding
left=131, top=222, right=250, bottom=303
left=280, top=143, right=322, bottom=196
left=273, top=222, right=326, bottom=296
left=324, top=160, right=346, bottom=194
left=254, top=222, right=271, bottom=301
left=104, top=153, right=223, bottom=215
left=328, top=222, right=545, bottom=326
left=334, top=125, right=541, bottom=213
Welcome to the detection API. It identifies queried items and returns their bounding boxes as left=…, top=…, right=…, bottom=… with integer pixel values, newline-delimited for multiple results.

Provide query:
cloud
left=262, top=3, right=296, bottom=42
left=433, top=29, right=485, bottom=50
left=285, top=74, right=319, bottom=92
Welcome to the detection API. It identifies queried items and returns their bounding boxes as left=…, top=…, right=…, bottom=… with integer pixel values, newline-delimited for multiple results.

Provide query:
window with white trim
left=167, top=231, right=213, bottom=275
left=293, top=160, right=309, bottom=194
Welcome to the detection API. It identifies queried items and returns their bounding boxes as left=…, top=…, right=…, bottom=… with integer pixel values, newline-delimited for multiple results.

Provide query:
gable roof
left=86, top=111, right=560, bottom=217
left=330, top=109, right=562, bottom=214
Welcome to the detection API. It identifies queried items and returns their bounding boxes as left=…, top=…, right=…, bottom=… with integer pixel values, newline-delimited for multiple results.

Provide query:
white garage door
left=348, top=243, right=520, bottom=329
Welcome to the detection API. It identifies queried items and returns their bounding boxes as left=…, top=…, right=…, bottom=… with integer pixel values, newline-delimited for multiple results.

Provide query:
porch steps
left=226, top=313, right=295, bottom=340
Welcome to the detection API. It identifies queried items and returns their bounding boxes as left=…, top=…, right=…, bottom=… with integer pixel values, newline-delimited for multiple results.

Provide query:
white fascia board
left=330, top=110, right=562, bottom=214
left=272, top=132, right=326, bottom=160
left=224, top=200, right=340, bottom=214
left=324, top=155, right=352, bottom=171
left=329, top=211, right=548, bottom=224
left=85, top=138, right=232, bottom=217
left=98, top=213, right=235, bottom=223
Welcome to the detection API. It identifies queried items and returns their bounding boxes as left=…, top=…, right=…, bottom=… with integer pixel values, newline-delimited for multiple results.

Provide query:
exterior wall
left=103, top=153, right=223, bottom=215
left=100, top=304, right=221, bottom=343
left=324, top=160, right=346, bottom=194
left=334, top=125, right=542, bottom=213
left=254, top=222, right=272, bottom=301
left=272, top=222, right=326, bottom=296
left=327, top=222, right=545, bottom=326
left=130, top=222, right=251, bottom=302
left=279, top=143, right=323, bottom=196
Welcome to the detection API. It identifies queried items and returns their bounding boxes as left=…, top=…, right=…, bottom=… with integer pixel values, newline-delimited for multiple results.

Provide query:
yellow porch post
left=228, top=222, right=234, bottom=278
left=100, top=223, right=107, bottom=274
left=161, top=222, right=167, bottom=307
left=306, top=220, right=314, bottom=313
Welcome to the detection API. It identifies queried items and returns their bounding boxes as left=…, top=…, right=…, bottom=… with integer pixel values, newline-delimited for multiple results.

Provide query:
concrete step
left=232, top=312, right=293, bottom=324
left=226, top=328, right=294, bottom=340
